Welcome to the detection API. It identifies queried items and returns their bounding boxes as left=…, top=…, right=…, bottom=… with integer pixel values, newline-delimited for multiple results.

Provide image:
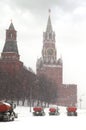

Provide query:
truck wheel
left=12, top=117, right=14, bottom=121
left=74, top=112, right=77, bottom=116
left=7, top=116, right=10, bottom=121
left=67, top=112, right=71, bottom=116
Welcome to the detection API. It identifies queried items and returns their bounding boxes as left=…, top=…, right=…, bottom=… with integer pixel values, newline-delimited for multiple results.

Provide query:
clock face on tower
left=47, top=48, right=54, bottom=55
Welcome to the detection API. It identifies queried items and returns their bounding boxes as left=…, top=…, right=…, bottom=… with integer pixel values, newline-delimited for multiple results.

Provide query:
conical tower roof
left=2, top=22, right=18, bottom=54
left=1, top=22, right=19, bottom=60
left=46, top=10, right=52, bottom=32
left=2, top=40, right=19, bottom=54
left=9, top=22, right=15, bottom=30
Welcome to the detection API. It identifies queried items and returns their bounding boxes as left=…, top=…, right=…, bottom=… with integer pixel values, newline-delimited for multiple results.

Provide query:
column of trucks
left=33, top=106, right=77, bottom=116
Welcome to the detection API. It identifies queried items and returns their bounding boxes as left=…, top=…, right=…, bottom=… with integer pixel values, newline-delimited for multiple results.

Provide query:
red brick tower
left=0, top=22, right=23, bottom=75
left=37, top=11, right=63, bottom=85
left=36, top=11, right=77, bottom=106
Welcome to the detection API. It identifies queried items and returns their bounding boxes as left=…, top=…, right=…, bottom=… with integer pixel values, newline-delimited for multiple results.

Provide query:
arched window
left=10, top=33, right=13, bottom=38
left=49, top=33, right=52, bottom=39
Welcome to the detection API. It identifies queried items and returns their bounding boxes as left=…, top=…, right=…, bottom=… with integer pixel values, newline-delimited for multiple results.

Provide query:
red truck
left=66, top=106, right=77, bottom=116
left=49, top=106, right=60, bottom=115
left=0, top=101, right=17, bottom=121
left=33, top=106, right=45, bottom=116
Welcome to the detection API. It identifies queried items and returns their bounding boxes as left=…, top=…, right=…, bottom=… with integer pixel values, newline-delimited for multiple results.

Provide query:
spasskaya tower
left=36, top=10, right=63, bottom=85
left=36, top=10, right=77, bottom=106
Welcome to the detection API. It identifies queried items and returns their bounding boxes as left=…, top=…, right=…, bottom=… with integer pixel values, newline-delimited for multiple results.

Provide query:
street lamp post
left=79, top=98, right=82, bottom=109
left=29, top=86, right=32, bottom=112
left=79, top=94, right=85, bottom=109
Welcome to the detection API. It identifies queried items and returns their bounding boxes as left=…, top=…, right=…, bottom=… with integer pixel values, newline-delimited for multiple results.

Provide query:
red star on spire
left=10, top=19, right=12, bottom=23
left=49, top=9, right=51, bottom=14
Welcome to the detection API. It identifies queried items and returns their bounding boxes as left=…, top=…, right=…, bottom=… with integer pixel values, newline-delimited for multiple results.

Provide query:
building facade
left=36, top=12, right=77, bottom=106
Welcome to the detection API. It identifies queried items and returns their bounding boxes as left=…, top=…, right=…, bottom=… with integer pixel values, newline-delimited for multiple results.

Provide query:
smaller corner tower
left=0, top=21, right=23, bottom=75
left=1, top=21, right=19, bottom=61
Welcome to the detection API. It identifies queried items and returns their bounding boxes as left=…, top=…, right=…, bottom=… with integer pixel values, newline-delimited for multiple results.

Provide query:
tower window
left=49, top=33, right=52, bottom=39
left=8, top=33, right=13, bottom=39
left=10, top=33, right=12, bottom=38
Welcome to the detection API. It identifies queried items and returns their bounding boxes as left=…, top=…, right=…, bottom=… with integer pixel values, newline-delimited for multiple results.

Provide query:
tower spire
left=46, top=9, right=52, bottom=32
left=49, top=9, right=51, bottom=14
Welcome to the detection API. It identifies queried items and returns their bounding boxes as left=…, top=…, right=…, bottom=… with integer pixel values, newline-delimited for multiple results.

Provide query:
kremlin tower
left=0, top=22, right=23, bottom=75
left=36, top=11, right=77, bottom=106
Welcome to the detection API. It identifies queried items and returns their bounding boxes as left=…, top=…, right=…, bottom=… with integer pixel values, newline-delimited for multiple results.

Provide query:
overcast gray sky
left=0, top=0, right=86, bottom=108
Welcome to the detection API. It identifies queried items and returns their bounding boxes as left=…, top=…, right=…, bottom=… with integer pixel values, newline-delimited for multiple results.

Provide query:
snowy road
left=0, top=106, right=86, bottom=130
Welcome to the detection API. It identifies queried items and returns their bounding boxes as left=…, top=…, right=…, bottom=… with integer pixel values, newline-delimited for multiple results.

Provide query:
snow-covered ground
left=0, top=106, right=86, bottom=130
